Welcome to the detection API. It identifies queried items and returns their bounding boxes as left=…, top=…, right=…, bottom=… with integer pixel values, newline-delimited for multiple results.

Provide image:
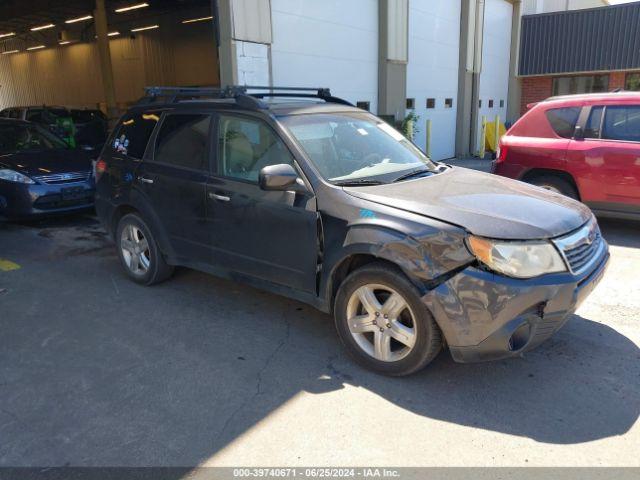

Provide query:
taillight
left=94, top=158, right=108, bottom=181
left=496, top=142, right=509, bottom=164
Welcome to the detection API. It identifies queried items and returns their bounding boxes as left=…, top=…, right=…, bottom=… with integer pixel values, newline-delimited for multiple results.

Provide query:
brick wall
left=520, top=71, right=640, bottom=116
left=609, top=72, right=626, bottom=90
left=520, top=76, right=553, bottom=115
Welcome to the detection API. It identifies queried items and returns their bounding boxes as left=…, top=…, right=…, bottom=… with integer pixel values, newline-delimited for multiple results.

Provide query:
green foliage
left=399, top=110, right=420, bottom=141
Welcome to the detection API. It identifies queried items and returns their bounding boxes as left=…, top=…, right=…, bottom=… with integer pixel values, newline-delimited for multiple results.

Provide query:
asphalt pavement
left=0, top=213, right=638, bottom=467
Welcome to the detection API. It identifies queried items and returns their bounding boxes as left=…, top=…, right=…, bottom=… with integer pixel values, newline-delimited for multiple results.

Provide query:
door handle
left=138, top=176, right=154, bottom=184
left=209, top=192, right=230, bottom=202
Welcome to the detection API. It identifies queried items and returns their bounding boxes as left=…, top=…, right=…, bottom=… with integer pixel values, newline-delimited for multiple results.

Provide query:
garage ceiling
left=0, top=0, right=211, bottom=48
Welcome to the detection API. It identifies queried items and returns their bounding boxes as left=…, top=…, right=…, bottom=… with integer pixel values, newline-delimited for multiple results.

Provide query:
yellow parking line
left=0, top=259, right=20, bottom=272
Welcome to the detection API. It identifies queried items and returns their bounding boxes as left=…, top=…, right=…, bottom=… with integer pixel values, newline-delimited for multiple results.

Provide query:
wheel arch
left=110, top=194, right=175, bottom=260
left=520, top=168, right=581, bottom=200
left=323, top=225, right=433, bottom=313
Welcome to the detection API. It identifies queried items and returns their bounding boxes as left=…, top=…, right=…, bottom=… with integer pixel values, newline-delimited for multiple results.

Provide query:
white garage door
left=407, top=0, right=461, bottom=161
left=477, top=0, right=513, bottom=152
left=270, top=0, right=379, bottom=113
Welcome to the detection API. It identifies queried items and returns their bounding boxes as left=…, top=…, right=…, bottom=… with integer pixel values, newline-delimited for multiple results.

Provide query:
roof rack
left=136, top=85, right=353, bottom=109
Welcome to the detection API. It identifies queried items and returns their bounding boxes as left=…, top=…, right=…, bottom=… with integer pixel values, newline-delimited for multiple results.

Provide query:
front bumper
left=0, top=180, right=95, bottom=219
left=423, top=246, right=609, bottom=363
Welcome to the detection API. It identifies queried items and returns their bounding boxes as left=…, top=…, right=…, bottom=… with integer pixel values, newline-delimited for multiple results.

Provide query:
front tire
left=116, top=213, right=174, bottom=285
left=334, top=263, right=442, bottom=376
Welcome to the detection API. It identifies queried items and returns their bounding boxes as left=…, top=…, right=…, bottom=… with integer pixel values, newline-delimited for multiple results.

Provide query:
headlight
left=0, top=169, right=35, bottom=184
left=467, top=235, right=566, bottom=278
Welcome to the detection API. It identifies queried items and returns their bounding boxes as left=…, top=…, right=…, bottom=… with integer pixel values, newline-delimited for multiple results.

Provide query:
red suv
left=494, top=92, right=640, bottom=220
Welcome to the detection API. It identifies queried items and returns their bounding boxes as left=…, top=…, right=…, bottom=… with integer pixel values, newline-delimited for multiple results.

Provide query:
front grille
left=553, top=219, right=605, bottom=276
left=32, top=171, right=92, bottom=184
left=33, top=192, right=94, bottom=210
left=564, top=238, right=601, bottom=273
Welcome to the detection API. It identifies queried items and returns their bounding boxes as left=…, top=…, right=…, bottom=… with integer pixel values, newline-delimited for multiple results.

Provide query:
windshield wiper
left=391, top=168, right=433, bottom=183
left=333, top=179, right=384, bottom=187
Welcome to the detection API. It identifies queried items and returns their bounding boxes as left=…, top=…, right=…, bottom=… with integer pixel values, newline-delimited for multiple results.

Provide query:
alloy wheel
left=120, top=224, right=151, bottom=275
left=346, top=284, right=417, bottom=362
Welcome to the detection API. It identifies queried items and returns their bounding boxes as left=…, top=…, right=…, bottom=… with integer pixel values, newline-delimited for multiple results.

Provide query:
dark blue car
left=0, top=118, right=95, bottom=219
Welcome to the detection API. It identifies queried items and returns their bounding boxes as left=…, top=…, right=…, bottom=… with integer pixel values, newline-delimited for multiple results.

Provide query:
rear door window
left=584, top=106, right=604, bottom=138
left=112, top=112, right=160, bottom=159
left=545, top=107, right=581, bottom=138
left=154, top=114, right=211, bottom=171
left=602, top=105, right=640, bottom=142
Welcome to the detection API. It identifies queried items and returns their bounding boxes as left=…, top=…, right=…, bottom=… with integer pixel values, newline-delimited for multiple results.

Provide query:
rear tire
left=527, top=175, right=579, bottom=200
left=334, top=262, right=442, bottom=376
left=116, top=213, right=174, bottom=286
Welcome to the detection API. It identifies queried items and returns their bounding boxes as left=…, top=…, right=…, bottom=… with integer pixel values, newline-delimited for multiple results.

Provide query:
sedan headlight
left=467, top=235, right=566, bottom=278
left=0, top=169, right=35, bottom=184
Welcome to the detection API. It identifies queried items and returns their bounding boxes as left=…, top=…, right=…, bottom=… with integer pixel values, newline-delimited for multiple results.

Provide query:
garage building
left=0, top=0, right=611, bottom=160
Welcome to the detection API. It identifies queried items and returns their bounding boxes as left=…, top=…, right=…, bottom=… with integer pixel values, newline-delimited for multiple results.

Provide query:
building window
left=552, top=75, right=609, bottom=96
left=406, top=98, right=415, bottom=109
left=478, top=99, right=482, bottom=108
left=488, top=99, right=494, bottom=108
left=356, top=101, right=370, bottom=111
left=500, top=99, right=505, bottom=108
left=444, top=98, right=453, bottom=109
left=426, top=98, right=435, bottom=109
left=625, top=73, right=640, bottom=91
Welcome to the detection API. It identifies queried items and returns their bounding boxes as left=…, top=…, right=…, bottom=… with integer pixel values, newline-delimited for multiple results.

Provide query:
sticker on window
left=113, top=134, right=129, bottom=154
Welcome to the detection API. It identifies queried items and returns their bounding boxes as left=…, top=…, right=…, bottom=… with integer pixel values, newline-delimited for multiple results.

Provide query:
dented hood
left=343, top=167, right=592, bottom=240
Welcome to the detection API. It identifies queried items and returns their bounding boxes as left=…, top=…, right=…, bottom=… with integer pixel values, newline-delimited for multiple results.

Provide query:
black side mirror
left=574, top=125, right=584, bottom=140
left=259, top=164, right=303, bottom=191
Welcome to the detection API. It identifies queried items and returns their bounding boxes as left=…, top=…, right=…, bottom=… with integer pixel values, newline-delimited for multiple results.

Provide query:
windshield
left=0, top=123, right=69, bottom=153
left=281, top=112, right=438, bottom=184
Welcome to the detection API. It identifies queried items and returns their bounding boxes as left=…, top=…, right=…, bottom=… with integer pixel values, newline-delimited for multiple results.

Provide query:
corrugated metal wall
left=0, top=21, right=219, bottom=110
left=519, top=2, right=640, bottom=76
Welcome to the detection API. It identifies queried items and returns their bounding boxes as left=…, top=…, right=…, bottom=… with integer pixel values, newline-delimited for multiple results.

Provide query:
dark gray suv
left=95, top=86, right=609, bottom=376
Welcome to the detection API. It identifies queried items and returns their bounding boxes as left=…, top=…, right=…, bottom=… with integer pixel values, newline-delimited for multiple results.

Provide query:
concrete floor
left=0, top=214, right=638, bottom=467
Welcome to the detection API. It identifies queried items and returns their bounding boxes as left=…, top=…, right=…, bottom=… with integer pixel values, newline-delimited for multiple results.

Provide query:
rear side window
left=112, top=112, right=160, bottom=159
left=545, top=107, right=580, bottom=138
left=154, top=114, right=211, bottom=170
left=602, top=105, right=640, bottom=142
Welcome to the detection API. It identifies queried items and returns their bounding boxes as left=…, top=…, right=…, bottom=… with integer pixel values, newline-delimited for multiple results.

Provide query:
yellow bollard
left=478, top=115, right=486, bottom=158
left=426, top=119, right=432, bottom=158
left=495, top=115, right=501, bottom=152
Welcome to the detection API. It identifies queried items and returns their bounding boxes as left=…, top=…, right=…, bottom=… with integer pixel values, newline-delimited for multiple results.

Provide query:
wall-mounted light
left=115, top=2, right=149, bottom=13
left=0, top=32, right=16, bottom=39
left=131, top=25, right=159, bottom=32
left=27, top=45, right=46, bottom=51
left=59, top=40, right=72, bottom=45
left=65, top=15, right=93, bottom=24
left=95, top=31, right=122, bottom=39
left=2, top=50, right=20, bottom=55
left=31, top=24, right=55, bottom=31
left=182, top=16, right=214, bottom=24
